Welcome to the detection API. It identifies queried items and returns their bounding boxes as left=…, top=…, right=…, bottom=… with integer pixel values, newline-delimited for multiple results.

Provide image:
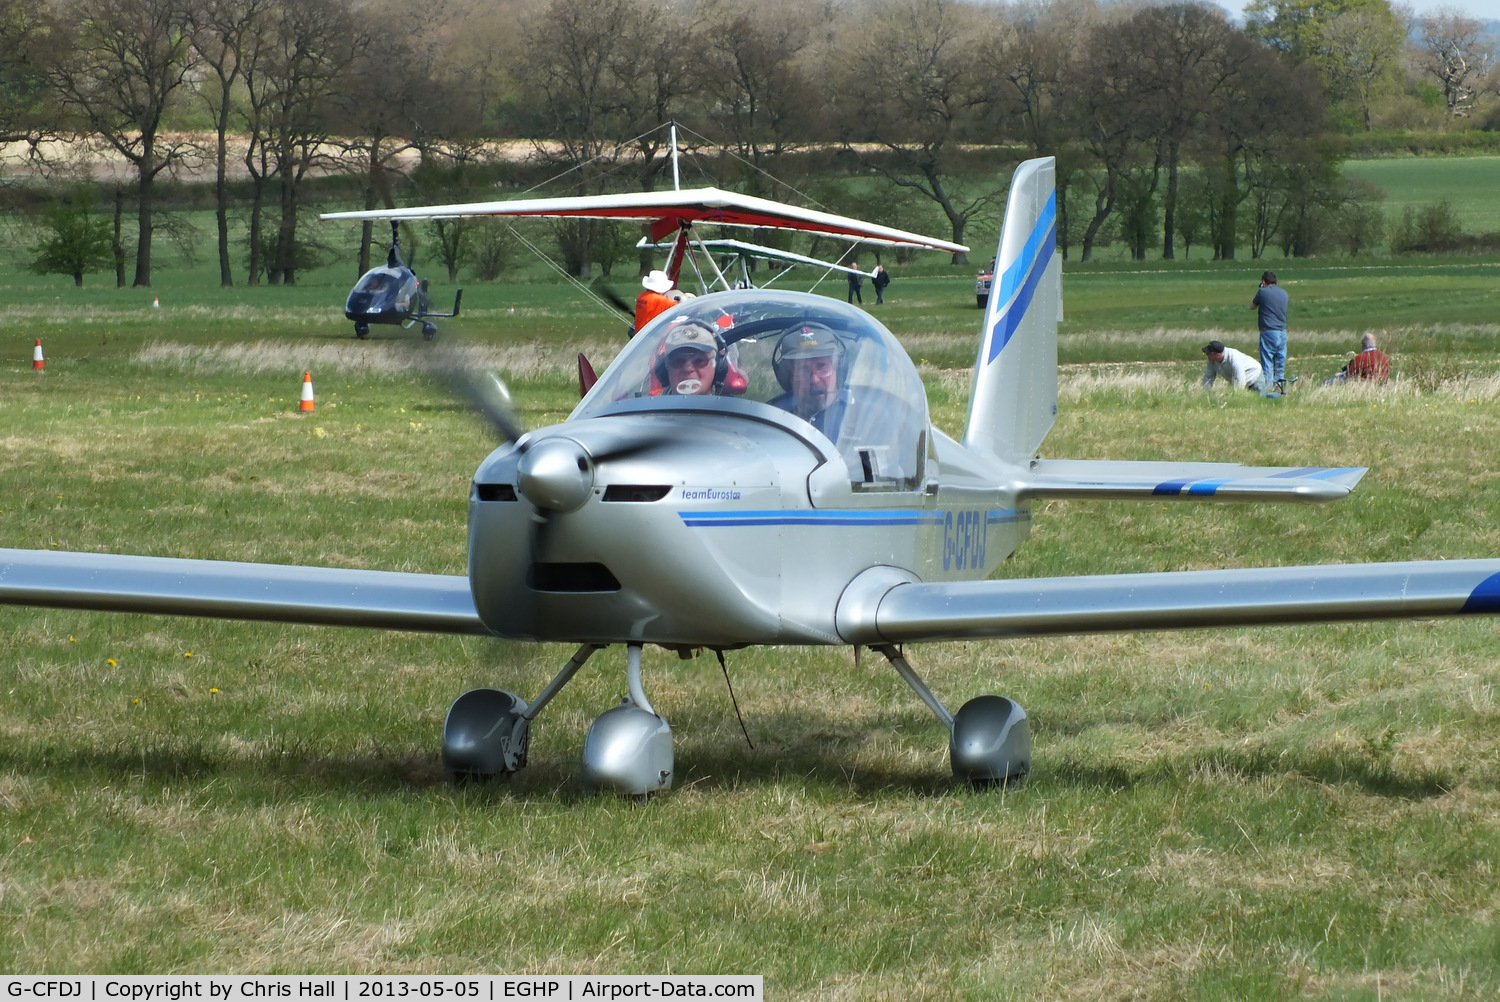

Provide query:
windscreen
left=575, top=291, right=929, bottom=490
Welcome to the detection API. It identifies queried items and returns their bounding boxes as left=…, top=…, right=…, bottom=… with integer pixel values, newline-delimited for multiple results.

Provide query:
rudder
left=963, top=158, right=1061, bottom=465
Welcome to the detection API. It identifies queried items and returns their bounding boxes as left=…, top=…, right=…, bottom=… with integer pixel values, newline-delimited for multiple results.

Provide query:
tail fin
left=962, top=158, right=1061, bottom=465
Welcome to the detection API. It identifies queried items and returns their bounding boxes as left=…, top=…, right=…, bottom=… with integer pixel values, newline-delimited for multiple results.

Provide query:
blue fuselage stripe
left=680, top=510, right=947, bottom=527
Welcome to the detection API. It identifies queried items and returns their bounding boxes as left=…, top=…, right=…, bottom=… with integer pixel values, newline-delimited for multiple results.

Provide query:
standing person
left=847, top=263, right=863, bottom=305
left=635, top=270, right=677, bottom=333
left=1250, top=270, right=1289, bottom=394
left=871, top=264, right=890, bottom=305
left=1201, top=340, right=1271, bottom=395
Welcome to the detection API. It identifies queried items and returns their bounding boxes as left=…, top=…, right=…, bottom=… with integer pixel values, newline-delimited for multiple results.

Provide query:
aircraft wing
left=320, top=187, right=968, bottom=253
left=1023, top=460, right=1367, bottom=504
left=635, top=237, right=878, bottom=277
left=839, top=560, right=1500, bottom=644
left=0, top=549, right=489, bottom=635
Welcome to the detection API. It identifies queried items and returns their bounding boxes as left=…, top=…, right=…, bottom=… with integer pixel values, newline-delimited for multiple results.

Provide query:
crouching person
left=1202, top=340, right=1274, bottom=396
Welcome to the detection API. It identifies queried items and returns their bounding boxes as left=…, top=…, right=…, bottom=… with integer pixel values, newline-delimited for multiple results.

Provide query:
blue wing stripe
left=1461, top=572, right=1500, bottom=613
left=1154, top=467, right=1363, bottom=495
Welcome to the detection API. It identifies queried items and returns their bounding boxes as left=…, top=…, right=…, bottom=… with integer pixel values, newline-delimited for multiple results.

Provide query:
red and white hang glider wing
left=320, top=187, right=968, bottom=254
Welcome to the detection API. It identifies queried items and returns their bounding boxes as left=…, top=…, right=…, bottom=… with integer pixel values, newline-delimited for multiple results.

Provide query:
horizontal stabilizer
left=1024, top=460, right=1366, bottom=504
left=839, top=559, right=1500, bottom=644
left=0, top=548, right=489, bottom=635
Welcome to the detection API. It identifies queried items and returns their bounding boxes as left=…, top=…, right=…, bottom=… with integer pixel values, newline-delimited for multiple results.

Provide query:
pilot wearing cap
left=771, top=324, right=847, bottom=439
left=658, top=322, right=723, bottom=396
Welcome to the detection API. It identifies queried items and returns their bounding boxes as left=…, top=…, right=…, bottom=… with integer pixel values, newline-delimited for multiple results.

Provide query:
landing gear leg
left=582, top=643, right=674, bottom=796
left=442, top=643, right=603, bottom=780
left=872, top=644, right=1030, bottom=785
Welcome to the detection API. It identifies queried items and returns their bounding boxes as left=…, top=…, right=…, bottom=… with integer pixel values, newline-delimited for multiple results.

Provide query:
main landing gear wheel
left=437, top=643, right=675, bottom=795
left=873, top=645, right=1031, bottom=787
left=354, top=322, right=370, bottom=340
left=950, top=695, right=1030, bottom=786
left=442, top=688, right=529, bottom=780
left=440, top=643, right=602, bottom=783
left=422, top=322, right=438, bottom=341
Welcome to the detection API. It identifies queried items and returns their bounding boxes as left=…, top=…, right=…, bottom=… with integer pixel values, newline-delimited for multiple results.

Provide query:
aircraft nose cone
left=517, top=438, right=594, bottom=512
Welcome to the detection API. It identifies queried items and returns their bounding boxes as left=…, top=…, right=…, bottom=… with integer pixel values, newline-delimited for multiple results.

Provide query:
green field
left=2, top=175, right=1500, bottom=995
left=1345, top=155, right=1500, bottom=235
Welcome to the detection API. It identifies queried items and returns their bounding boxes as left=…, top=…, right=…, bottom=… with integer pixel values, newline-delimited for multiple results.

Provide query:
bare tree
left=335, top=0, right=462, bottom=275
left=519, top=0, right=639, bottom=276
left=837, top=0, right=993, bottom=263
left=0, top=0, right=60, bottom=150
left=1112, top=2, right=1237, bottom=260
left=1415, top=9, right=1494, bottom=118
left=189, top=0, right=274, bottom=286
left=1322, top=5, right=1406, bottom=131
left=243, top=0, right=364, bottom=285
left=700, top=0, right=819, bottom=192
left=976, top=0, right=1093, bottom=258
left=50, top=0, right=201, bottom=287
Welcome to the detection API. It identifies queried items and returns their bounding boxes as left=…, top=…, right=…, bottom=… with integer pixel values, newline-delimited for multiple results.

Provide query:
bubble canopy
left=574, top=291, right=930, bottom=490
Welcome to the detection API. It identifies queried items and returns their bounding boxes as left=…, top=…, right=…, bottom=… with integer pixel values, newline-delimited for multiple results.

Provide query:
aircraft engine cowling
left=466, top=414, right=824, bottom=646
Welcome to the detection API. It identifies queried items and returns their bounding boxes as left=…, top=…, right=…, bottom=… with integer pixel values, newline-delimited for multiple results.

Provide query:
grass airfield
left=1, top=256, right=1499, bottom=998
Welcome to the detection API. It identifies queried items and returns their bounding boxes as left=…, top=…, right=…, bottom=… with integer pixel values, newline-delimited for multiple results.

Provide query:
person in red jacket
left=635, top=270, right=678, bottom=333
left=1326, top=333, right=1390, bottom=383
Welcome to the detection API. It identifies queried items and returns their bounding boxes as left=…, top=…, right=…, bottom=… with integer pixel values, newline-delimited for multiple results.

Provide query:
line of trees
left=3, top=0, right=1497, bottom=286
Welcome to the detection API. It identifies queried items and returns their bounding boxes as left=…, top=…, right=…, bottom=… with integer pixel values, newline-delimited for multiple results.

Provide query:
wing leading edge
left=1024, top=460, right=1367, bottom=504
left=0, top=548, right=488, bottom=635
left=837, top=559, right=1500, bottom=645
left=319, top=187, right=969, bottom=254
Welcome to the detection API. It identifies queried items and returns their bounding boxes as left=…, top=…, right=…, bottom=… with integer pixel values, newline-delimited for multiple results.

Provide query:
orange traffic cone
left=152, top=296, right=160, bottom=308
left=298, top=371, right=315, bottom=412
left=32, top=339, right=44, bottom=370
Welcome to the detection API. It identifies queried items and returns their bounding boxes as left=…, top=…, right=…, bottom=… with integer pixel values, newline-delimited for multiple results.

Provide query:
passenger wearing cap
left=1201, top=339, right=1271, bottom=395
left=657, top=323, right=723, bottom=396
left=770, top=324, right=848, bottom=439
left=635, top=269, right=678, bottom=333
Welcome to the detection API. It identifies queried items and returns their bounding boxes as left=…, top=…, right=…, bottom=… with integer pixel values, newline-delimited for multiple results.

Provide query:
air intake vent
left=528, top=563, right=621, bottom=593
left=602, top=485, right=671, bottom=502
left=476, top=483, right=518, bottom=502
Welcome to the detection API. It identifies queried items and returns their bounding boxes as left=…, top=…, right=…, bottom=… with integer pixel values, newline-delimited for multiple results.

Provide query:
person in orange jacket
left=635, top=270, right=678, bottom=333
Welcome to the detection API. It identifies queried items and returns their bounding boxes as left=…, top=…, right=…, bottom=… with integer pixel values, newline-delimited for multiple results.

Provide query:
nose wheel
left=581, top=644, right=673, bottom=795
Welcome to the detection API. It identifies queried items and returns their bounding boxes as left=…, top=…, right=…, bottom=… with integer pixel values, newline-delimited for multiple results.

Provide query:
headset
left=653, top=323, right=730, bottom=393
left=770, top=322, right=851, bottom=391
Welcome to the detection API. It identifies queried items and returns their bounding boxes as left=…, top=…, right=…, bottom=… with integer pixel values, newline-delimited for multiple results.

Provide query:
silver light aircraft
left=4, top=157, right=1500, bottom=795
